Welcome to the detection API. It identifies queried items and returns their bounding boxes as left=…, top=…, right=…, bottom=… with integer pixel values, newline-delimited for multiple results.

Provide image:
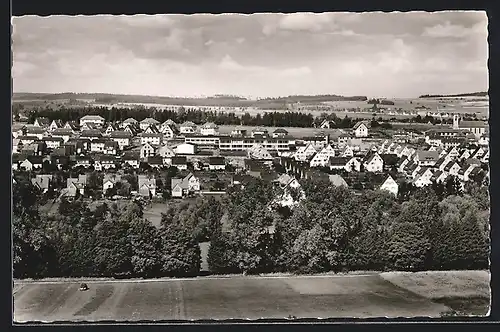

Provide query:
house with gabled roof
left=41, top=136, right=64, bottom=149
left=103, top=140, right=119, bottom=155
left=20, top=155, right=43, bottom=171
left=208, top=156, right=226, bottom=170
left=26, top=126, right=48, bottom=140
left=319, top=119, right=332, bottom=129
left=413, top=150, right=439, bottom=167
left=94, top=154, right=117, bottom=171
left=481, top=150, right=489, bottom=163
left=139, top=118, right=160, bottom=131
left=171, top=156, right=188, bottom=170
left=446, top=146, right=460, bottom=159
left=33, top=117, right=50, bottom=127
left=138, top=174, right=157, bottom=198
left=171, top=173, right=200, bottom=198
left=160, top=123, right=177, bottom=139
left=472, top=147, right=486, bottom=160
left=413, top=167, right=434, bottom=187
left=431, top=170, right=448, bottom=184
left=380, top=175, right=399, bottom=196
left=179, top=121, right=197, bottom=135
left=363, top=152, right=384, bottom=173
left=293, top=143, right=317, bottom=162
left=144, top=124, right=161, bottom=134
left=109, top=130, right=132, bottom=149
left=140, top=142, right=157, bottom=159
left=51, top=128, right=74, bottom=143
left=103, top=173, right=122, bottom=193
left=90, top=139, right=107, bottom=153
left=104, top=123, right=120, bottom=136
left=80, top=115, right=105, bottom=128
left=66, top=175, right=87, bottom=197
left=141, top=132, right=163, bottom=146
left=123, top=152, right=140, bottom=168
left=353, top=121, right=369, bottom=138
left=80, top=129, right=103, bottom=141
left=397, top=156, right=410, bottom=173
left=147, top=156, right=164, bottom=169
left=444, top=161, right=461, bottom=177
left=339, top=145, right=354, bottom=158
left=459, top=148, right=472, bottom=161
left=329, top=174, right=348, bottom=188
left=272, top=128, right=289, bottom=138
left=31, top=174, right=53, bottom=192
left=200, top=122, right=219, bottom=136
left=75, top=156, right=93, bottom=168
left=48, top=119, right=64, bottom=132
left=122, top=117, right=138, bottom=127
left=63, top=121, right=79, bottom=131
left=124, top=124, right=140, bottom=136
left=309, top=145, right=336, bottom=168
left=248, top=144, right=273, bottom=160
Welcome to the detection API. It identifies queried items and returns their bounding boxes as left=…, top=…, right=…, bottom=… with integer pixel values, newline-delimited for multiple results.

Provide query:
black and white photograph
left=11, top=11, right=491, bottom=323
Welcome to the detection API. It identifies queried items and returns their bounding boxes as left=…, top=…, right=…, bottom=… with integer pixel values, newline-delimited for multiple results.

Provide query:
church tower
left=453, top=114, right=460, bottom=129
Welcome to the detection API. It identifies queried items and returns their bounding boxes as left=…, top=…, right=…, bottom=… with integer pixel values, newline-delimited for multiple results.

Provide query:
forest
left=13, top=174, right=490, bottom=279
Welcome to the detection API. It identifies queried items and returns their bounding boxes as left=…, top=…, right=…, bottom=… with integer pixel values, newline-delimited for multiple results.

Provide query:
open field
left=13, top=271, right=489, bottom=322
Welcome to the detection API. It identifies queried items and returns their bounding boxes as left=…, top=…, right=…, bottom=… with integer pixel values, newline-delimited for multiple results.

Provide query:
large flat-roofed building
left=184, top=135, right=221, bottom=148
left=219, top=135, right=294, bottom=151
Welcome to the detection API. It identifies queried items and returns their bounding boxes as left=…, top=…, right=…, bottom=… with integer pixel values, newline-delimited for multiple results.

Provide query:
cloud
left=278, top=13, right=334, bottom=32
left=422, top=20, right=487, bottom=38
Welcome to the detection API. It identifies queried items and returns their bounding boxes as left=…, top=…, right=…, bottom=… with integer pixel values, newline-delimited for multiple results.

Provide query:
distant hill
left=12, top=92, right=368, bottom=108
left=418, top=92, right=488, bottom=98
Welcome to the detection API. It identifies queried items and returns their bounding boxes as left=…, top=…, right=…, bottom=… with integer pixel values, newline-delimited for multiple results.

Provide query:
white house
left=121, top=118, right=138, bottom=128
left=208, top=156, right=226, bottom=170
left=247, top=144, right=273, bottom=160
left=380, top=175, right=399, bottom=196
left=48, top=120, right=64, bottom=132
left=90, top=139, right=106, bottom=153
left=42, top=137, right=64, bottom=149
left=103, top=174, right=121, bottom=193
left=141, top=133, right=163, bottom=146
left=140, top=143, right=157, bottom=159
left=109, top=131, right=132, bottom=149
left=200, top=122, right=219, bottom=136
left=293, top=144, right=317, bottom=162
left=345, top=157, right=362, bottom=172
left=51, top=129, right=74, bottom=143
left=144, top=124, right=161, bottom=134
left=175, top=143, right=197, bottom=155
left=339, top=145, right=354, bottom=158
left=353, top=121, right=369, bottom=138
left=309, top=145, right=336, bottom=168
left=158, top=144, right=176, bottom=165
left=363, top=152, right=384, bottom=173
left=79, top=115, right=105, bottom=128
left=444, top=161, right=461, bottom=177
left=138, top=175, right=157, bottom=198
left=319, top=119, right=331, bottom=129
left=179, top=121, right=197, bottom=135
left=171, top=173, right=200, bottom=198
left=160, top=123, right=177, bottom=139
left=139, top=118, right=160, bottom=131
left=413, top=168, right=434, bottom=187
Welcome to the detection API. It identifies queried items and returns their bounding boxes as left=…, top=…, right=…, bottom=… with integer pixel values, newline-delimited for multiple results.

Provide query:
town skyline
left=12, top=11, right=488, bottom=99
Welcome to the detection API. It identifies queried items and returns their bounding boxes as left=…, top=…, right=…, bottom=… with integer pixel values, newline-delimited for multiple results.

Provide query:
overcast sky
left=12, top=11, right=488, bottom=98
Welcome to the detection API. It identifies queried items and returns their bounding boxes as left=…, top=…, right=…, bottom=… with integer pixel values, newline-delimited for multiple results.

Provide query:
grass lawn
left=380, top=270, right=490, bottom=316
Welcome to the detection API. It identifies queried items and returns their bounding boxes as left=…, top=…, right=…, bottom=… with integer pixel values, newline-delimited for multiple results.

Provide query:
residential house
left=103, top=140, right=119, bottom=155
left=12, top=124, right=26, bottom=139
left=301, top=135, right=330, bottom=149
left=160, top=123, right=177, bottom=139
left=123, top=152, right=140, bottom=168
left=414, top=150, right=439, bottom=167
left=459, top=149, right=472, bottom=161
left=138, top=175, right=157, bottom=198
left=147, top=156, right=164, bottom=169
left=345, top=157, right=362, bottom=172
left=26, top=127, right=48, bottom=140
left=472, top=147, right=486, bottom=160
left=12, top=138, right=20, bottom=153
left=446, top=146, right=460, bottom=159
left=51, top=129, right=74, bottom=143
left=39, top=136, right=62, bottom=149
left=171, top=173, right=200, bottom=198
left=339, top=145, right=354, bottom=158
left=248, top=144, right=273, bottom=160
left=353, top=121, right=369, bottom=138
left=481, top=150, right=489, bottom=163
left=208, top=156, right=226, bottom=170
left=309, top=145, right=336, bottom=168
left=431, top=170, right=448, bottom=184
left=273, top=174, right=304, bottom=207
left=80, top=122, right=99, bottom=131
left=140, top=143, right=157, bottom=159
left=293, top=143, right=317, bottom=162
left=272, top=128, right=289, bottom=138
left=171, top=156, right=188, bottom=170
left=175, top=143, right=197, bottom=155
left=363, top=152, right=384, bottom=173
left=179, top=121, right=197, bottom=135
left=397, top=157, right=410, bottom=173
left=63, top=121, right=79, bottom=131
left=75, top=156, right=93, bottom=168
left=104, top=123, right=120, bottom=136
left=109, top=131, right=132, bottom=149
left=90, top=139, right=107, bottom=153
left=380, top=175, right=399, bottom=196
left=158, top=144, right=176, bottom=165
left=478, top=134, right=489, bottom=146
left=319, top=119, right=331, bottom=129
left=230, top=127, right=248, bottom=138
left=31, top=174, right=53, bottom=193
left=33, top=117, right=50, bottom=127
left=337, top=134, right=351, bottom=146
left=12, top=154, right=20, bottom=170
left=141, top=133, right=163, bottom=146
left=413, top=168, right=434, bottom=187
left=20, top=156, right=43, bottom=171
left=80, top=129, right=103, bottom=141
left=50, top=155, right=70, bottom=170
left=80, top=115, right=105, bottom=128
left=94, top=155, right=117, bottom=171
left=124, top=124, right=140, bottom=136
left=139, top=118, right=160, bottom=131
left=122, top=117, right=138, bottom=128
left=48, top=119, right=64, bottom=132
left=444, top=161, right=461, bottom=177
left=200, top=122, right=219, bottom=136
left=251, top=128, right=269, bottom=137
left=66, top=176, right=86, bottom=197
left=144, top=124, right=161, bottom=134
left=103, top=174, right=122, bottom=193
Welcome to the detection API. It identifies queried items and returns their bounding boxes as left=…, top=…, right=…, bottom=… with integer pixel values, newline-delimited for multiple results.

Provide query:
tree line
left=13, top=171, right=489, bottom=279
left=23, top=106, right=461, bottom=130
